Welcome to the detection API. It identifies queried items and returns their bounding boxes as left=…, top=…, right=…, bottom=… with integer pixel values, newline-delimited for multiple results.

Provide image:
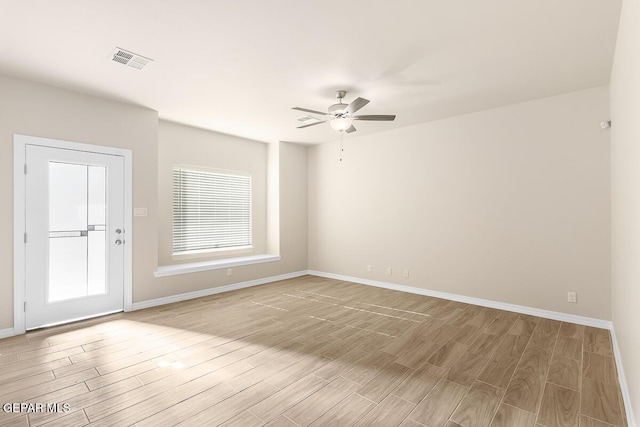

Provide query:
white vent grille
left=110, top=48, right=152, bottom=70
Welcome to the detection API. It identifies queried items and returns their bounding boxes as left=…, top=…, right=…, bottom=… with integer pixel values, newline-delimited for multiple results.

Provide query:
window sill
left=154, top=254, right=281, bottom=278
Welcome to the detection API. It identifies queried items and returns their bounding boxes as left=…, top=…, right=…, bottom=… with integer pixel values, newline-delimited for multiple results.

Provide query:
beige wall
left=158, top=120, right=267, bottom=264
left=278, top=142, right=308, bottom=271
left=0, top=74, right=159, bottom=329
left=309, top=86, right=611, bottom=320
left=610, top=0, right=640, bottom=419
left=0, top=75, right=309, bottom=330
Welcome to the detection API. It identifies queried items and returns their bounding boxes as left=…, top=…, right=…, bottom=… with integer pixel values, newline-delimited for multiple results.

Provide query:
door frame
left=13, top=134, right=133, bottom=335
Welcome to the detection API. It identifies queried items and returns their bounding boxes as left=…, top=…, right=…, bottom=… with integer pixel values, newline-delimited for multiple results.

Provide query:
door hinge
left=24, top=302, right=26, bottom=312
left=24, top=164, right=27, bottom=175
left=24, top=233, right=27, bottom=244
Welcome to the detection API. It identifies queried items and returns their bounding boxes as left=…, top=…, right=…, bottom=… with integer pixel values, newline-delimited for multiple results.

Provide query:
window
left=172, top=166, right=251, bottom=255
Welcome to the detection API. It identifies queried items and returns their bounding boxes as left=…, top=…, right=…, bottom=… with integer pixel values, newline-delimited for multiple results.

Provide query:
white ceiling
left=0, top=0, right=622, bottom=144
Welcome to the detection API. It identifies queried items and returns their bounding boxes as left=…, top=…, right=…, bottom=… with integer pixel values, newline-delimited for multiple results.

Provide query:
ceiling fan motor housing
left=328, top=103, right=347, bottom=116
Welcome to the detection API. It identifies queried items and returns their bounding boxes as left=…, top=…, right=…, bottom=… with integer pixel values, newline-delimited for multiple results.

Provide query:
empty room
left=0, top=0, right=638, bottom=426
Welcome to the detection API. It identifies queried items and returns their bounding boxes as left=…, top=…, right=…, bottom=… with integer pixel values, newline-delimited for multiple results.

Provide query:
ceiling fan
left=293, top=90, right=396, bottom=133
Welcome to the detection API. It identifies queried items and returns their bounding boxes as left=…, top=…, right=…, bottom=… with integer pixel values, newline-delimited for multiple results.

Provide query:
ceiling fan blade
left=292, top=107, right=329, bottom=116
left=345, top=124, right=357, bottom=133
left=352, top=114, right=396, bottom=121
left=296, top=120, right=327, bottom=129
left=346, top=97, right=370, bottom=114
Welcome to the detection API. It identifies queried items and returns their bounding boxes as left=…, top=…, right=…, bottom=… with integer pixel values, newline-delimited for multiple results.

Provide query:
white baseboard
left=610, top=326, right=636, bottom=426
left=131, top=270, right=308, bottom=311
left=306, top=270, right=612, bottom=329
left=0, top=328, right=15, bottom=339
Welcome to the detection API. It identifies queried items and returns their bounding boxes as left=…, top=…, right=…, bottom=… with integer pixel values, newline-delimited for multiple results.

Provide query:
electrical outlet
left=403, top=269, right=409, bottom=278
left=567, top=292, right=577, bottom=303
left=367, top=265, right=372, bottom=273
left=227, top=268, right=232, bottom=277
left=386, top=267, right=392, bottom=275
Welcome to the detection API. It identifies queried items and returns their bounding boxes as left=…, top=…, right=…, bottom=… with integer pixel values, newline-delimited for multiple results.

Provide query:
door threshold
left=26, top=309, right=124, bottom=331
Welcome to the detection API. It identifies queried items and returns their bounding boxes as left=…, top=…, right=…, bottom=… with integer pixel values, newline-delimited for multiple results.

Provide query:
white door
left=25, top=145, right=125, bottom=329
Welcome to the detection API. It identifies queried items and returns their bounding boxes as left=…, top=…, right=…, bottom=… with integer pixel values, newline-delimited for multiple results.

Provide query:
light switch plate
left=134, top=208, right=148, bottom=217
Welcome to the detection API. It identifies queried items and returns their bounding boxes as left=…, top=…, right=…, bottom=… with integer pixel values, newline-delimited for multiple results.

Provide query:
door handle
left=115, top=239, right=123, bottom=245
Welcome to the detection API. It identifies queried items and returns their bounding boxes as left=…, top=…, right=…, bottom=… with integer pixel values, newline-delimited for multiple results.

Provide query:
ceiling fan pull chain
left=339, top=132, right=344, bottom=162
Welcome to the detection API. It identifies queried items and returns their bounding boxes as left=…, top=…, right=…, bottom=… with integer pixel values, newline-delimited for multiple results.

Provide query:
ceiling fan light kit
left=330, top=117, right=353, bottom=131
left=293, top=90, right=396, bottom=134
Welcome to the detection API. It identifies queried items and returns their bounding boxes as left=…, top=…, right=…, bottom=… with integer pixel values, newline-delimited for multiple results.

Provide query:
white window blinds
left=173, top=167, right=251, bottom=254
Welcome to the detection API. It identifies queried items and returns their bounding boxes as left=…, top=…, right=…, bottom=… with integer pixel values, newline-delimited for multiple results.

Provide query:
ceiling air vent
left=110, top=47, right=152, bottom=70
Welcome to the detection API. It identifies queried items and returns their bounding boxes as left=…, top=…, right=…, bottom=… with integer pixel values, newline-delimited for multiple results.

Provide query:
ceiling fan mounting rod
left=335, top=90, right=347, bottom=102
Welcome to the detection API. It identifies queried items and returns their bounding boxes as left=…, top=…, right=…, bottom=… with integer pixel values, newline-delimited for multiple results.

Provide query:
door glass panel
left=49, top=236, right=88, bottom=302
left=88, top=231, right=106, bottom=295
left=48, top=162, right=107, bottom=303
left=49, top=162, right=87, bottom=231
left=88, top=166, right=107, bottom=296
left=88, top=166, right=106, bottom=225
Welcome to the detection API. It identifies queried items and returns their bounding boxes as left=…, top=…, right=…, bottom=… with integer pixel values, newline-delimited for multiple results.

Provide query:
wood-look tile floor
left=0, top=276, right=628, bottom=427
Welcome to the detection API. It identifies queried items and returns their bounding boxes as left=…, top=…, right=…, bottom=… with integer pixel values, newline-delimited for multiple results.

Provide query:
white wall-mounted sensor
left=600, top=120, right=612, bottom=129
